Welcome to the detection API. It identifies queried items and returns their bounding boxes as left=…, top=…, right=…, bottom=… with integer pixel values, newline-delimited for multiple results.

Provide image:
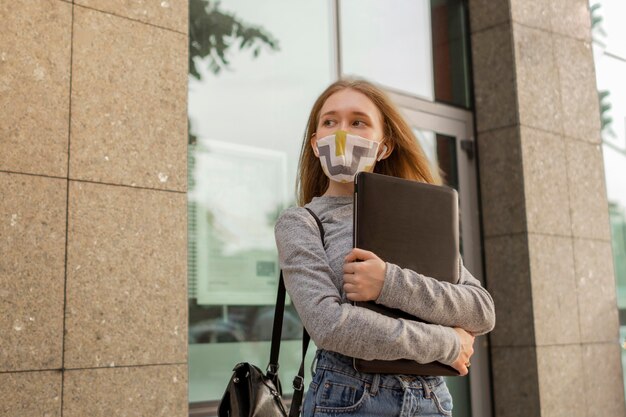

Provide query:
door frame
left=389, top=88, right=492, bottom=417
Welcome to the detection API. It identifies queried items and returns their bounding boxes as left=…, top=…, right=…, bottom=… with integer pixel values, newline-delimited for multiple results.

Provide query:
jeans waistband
left=312, top=349, right=445, bottom=392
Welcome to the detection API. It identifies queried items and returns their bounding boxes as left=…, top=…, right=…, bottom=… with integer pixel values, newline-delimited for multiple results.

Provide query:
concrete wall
left=0, top=1, right=189, bottom=415
left=468, top=0, right=626, bottom=416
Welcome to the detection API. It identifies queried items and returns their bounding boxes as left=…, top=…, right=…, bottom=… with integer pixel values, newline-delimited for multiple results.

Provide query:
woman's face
left=312, top=88, right=385, bottom=148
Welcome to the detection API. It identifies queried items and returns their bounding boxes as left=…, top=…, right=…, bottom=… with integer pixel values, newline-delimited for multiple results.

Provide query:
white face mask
left=315, top=130, right=387, bottom=183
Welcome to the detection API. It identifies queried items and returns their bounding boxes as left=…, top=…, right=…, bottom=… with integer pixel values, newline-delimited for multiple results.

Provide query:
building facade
left=1, top=0, right=624, bottom=416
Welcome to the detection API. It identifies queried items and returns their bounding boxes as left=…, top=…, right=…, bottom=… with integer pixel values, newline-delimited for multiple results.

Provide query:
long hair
left=296, top=79, right=441, bottom=206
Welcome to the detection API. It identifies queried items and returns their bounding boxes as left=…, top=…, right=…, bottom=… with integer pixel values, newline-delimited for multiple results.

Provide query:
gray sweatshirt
left=274, top=195, right=495, bottom=366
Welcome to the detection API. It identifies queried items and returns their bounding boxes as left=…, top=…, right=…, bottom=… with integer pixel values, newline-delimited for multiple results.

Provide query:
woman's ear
left=310, top=133, right=319, bottom=157
left=377, top=141, right=393, bottom=161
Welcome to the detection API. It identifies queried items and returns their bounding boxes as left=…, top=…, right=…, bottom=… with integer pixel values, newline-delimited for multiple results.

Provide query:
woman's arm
left=374, top=258, right=496, bottom=335
left=275, top=207, right=461, bottom=365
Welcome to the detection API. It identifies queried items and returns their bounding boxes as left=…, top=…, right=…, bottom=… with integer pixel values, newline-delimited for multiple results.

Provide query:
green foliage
left=590, top=3, right=604, bottom=32
left=189, top=0, right=280, bottom=80
left=188, top=0, right=280, bottom=144
left=590, top=3, right=615, bottom=141
left=598, top=90, right=619, bottom=143
left=599, top=90, right=612, bottom=129
left=189, top=116, right=197, bottom=146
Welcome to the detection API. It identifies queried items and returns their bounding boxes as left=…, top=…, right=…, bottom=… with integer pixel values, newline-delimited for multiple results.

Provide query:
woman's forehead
left=320, top=89, right=381, bottom=118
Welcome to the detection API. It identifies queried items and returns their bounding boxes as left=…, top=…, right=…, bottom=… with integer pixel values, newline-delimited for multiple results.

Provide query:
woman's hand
left=451, top=327, right=475, bottom=376
left=343, top=248, right=386, bottom=301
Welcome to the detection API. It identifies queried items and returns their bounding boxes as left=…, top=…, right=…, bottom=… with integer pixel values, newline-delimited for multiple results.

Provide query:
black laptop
left=352, top=171, right=461, bottom=376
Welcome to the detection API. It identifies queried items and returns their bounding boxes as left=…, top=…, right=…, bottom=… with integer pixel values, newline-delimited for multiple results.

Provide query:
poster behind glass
left=192, top=139, right=287, bottom=306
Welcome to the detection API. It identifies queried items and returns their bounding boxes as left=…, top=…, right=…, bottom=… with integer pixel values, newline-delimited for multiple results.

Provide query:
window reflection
left=340, top=0, right=472, bottom=108
left=591, top=0, right=626, bottom=400
left=413, top=128, right=458, bottom=190
left=188, top=0, right=476, bottom=410
left=188, top=0, right=332, bottom=404
left=341, top=0, right=435, bottom=99
left=431, top=0, right=472, bottom=108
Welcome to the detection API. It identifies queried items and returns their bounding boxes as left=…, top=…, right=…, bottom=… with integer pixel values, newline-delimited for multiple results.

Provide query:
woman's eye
left=322, top=119, right=335, bottom=127
left=353, top=120, right=366, bottom=127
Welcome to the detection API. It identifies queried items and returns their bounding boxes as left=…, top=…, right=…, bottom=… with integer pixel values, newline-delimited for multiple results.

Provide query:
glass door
left=187, top=0, right=333, bottom=413
left=387, top=88, right=491, bottom=417
left=188, top=0, right=487, bottom=415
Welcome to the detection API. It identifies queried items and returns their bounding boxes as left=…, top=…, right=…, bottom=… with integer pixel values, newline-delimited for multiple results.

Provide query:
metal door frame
left=390, top=90, right=492, bottom=417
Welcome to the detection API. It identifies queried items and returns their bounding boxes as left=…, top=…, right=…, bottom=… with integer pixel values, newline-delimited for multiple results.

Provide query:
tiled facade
left=469, top=0, right=625, bottom=416
left=0, top=1, right=188, bottom=416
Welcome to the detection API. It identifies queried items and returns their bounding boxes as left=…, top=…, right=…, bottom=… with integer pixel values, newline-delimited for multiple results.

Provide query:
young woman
left=274, top=79, right=495, bottom=417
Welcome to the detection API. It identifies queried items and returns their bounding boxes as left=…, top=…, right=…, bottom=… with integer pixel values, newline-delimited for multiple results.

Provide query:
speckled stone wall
left=468, top=0, right=626, bottom=416
left=0, top=1, right=188, bottom=416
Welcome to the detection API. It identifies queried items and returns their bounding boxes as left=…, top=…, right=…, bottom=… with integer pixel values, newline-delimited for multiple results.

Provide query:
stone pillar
left=469, top=0, right=625, bottom=416
left=0, top=1, right=189, bottom=415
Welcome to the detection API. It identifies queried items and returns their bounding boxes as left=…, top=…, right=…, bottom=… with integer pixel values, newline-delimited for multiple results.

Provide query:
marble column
left=468, top=0, right=625, bottom=416
left=0, top=1, right=189, bottom=415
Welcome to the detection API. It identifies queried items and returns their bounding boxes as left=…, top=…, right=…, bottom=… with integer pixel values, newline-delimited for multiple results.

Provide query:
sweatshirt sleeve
left=375, top=257, right=496, bottom=336
left=275, top=207, right=461, bottom=366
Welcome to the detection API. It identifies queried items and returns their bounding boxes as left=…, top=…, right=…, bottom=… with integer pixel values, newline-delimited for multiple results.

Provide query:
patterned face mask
left=315, top=130, right=385, bottom=183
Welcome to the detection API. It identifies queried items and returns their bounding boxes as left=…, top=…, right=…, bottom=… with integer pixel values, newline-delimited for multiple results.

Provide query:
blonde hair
left=296, top=79, right=441, bottom=206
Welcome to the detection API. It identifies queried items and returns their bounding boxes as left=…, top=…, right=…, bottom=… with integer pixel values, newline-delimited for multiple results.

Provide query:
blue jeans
left=302, top=349, right=454, bottom=417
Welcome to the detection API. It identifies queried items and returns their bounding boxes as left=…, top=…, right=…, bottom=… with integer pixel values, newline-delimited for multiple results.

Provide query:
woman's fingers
left=451, top=361, right=469, bottom=376
left=342, top=249, right=386, bottom=301
left=450, top=350, right=471, bottom=376
left=343, top=262, right=357, bottom=274
left=343, top=274, right=356, bottom=285
left=344, top=289, right=367, bottom=302
left=344, top=247, right=378, bottom=262
left=451, top=327, right=475, bottom=376
left=343, top=282, right=359, bottom=299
